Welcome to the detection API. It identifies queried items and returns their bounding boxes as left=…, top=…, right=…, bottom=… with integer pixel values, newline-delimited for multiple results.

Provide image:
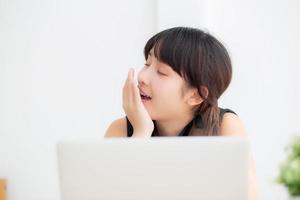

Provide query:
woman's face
left=138, top=49, right=192, bottom=121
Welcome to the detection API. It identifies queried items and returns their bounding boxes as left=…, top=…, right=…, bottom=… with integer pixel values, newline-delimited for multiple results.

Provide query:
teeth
left=140, top=92, right=151, bottom=98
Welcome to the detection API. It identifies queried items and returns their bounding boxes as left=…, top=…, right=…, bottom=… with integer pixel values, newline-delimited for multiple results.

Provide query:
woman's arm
left=220, top=113, right=259, bottom=200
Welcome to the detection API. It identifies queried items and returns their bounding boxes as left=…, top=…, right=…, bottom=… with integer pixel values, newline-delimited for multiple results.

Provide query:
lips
left=139, top=87, right=152, bottom=100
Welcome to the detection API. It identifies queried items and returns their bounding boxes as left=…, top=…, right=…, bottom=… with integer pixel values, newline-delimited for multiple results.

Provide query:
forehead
left=147, top=49, right=181, bottom=75
left=146, top=48, right=194, bottom=90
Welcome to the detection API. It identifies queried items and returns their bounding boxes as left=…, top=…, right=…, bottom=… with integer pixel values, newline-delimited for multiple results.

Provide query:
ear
left=186, top=87, right=208, bottom=106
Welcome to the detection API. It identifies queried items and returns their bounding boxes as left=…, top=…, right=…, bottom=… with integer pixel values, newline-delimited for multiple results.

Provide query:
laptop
left=57, top=136, right=249, bottom=200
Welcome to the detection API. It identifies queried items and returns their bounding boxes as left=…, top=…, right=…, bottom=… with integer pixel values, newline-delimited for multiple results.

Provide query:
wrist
left=132, top=127, right=154, bottom=138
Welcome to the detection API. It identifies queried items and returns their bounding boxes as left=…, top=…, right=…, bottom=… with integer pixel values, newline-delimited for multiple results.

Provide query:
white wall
left=0, top=0, right=156, bottom=199
left=158, top=0, right=300, bottom=199
left=1, top=0, right=300, bottom=199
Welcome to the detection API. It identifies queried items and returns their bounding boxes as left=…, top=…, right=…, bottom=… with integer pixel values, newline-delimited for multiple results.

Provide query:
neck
left=155, top=113, right=195, bottom=136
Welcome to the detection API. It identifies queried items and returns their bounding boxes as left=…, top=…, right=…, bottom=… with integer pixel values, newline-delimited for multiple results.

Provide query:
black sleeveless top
left=126, top=108, right=236, bottom=137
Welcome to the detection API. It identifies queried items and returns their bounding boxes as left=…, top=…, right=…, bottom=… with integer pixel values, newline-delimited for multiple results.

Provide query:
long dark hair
left=144, top=27, right=232, bottom=136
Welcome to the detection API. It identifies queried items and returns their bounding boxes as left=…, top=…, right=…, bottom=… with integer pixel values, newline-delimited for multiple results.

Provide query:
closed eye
left=144, top=63, right=167, bottom=76
left=157, top=71, right=167, bottom=76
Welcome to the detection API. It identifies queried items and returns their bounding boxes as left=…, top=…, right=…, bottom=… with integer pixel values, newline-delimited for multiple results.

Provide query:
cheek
left=148, top=80, right=187, bottom=119
left=155, top=82, right=184, bottom=104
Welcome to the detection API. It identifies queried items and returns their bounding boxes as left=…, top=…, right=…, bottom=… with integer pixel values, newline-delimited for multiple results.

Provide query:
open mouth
left=139, top=86, right=152, bottom=102
left=140, top=90, right=152, bottom=101
left=140, top=94, right=152, bottom=101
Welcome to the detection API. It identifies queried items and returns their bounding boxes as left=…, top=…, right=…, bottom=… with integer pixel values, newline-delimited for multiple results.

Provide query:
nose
left=138, top=66, right=151, bottom=86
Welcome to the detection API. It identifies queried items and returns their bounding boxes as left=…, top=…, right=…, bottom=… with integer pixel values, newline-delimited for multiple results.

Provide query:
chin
left=147, top=111, right=158, bottom=121
left=145, top=106, right=165, bottom=121
left=148, top=112, right=166, bottom=121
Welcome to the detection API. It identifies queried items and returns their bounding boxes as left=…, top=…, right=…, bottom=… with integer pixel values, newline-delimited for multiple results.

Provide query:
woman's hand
left=122, top=68, right=154, bottom=137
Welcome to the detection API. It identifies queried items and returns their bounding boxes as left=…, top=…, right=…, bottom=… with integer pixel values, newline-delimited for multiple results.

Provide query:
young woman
left=105, top=27, right=258, bottom=199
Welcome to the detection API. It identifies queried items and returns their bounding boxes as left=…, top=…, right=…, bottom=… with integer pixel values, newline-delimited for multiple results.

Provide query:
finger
left=131, top=69, right=142, bottom=105
left=123, top=68, right=133, bottom=107
left=122, top=69, right=130, bottom=102
left=128, top=68, right=136, bottom=104
left=124, top=68, right=132, bottom=90
left=127, top=68, right=135, bottom=105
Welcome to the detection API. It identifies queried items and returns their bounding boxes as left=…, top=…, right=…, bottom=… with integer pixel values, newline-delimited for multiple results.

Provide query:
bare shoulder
left=220, top=112, right=248, bottom=138
left=104, top=117, right=127, bottom=138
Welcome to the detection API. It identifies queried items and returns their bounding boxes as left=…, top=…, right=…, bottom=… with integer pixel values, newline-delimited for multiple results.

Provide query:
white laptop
left=57, top=136, right=249, bottom=200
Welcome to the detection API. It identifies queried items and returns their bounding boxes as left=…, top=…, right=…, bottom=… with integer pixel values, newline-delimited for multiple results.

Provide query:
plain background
left=0, top=0, right=299, bottom=199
